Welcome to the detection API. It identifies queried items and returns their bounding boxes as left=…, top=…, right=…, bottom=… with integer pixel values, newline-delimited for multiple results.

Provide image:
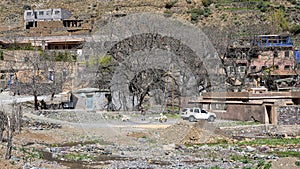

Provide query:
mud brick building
left=224, top=35, right=300, bottom=90
left=0, top=35, right=87, bottom=92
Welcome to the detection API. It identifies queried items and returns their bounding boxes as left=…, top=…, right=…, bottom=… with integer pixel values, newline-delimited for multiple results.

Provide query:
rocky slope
left=1, top=0, right=299, bottom=35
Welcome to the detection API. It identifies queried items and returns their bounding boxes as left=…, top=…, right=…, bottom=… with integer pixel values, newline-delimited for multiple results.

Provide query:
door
left=265, top=105, right=273, bottom=124
left=86, top=95, right=93, bottom=109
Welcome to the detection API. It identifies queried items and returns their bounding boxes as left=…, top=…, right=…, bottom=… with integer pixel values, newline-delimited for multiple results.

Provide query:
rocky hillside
left=0, top=0, right=300, bottom=42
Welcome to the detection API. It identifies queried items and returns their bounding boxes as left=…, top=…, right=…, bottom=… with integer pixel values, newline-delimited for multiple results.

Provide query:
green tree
left=268, top=9, right=289, bottom=33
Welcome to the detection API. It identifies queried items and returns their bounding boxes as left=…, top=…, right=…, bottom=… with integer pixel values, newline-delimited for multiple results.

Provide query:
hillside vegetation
left=0, top=0, right=300, bottom=44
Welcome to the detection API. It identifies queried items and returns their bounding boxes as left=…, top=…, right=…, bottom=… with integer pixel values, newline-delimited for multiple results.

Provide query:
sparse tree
left=0, top=102, right=23, bottom=160
left=8, top=50, right=75, bottom=110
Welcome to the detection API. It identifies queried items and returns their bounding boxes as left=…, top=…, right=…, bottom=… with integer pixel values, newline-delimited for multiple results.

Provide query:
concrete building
left=183, top=89, right=300, bottom=125
left=69, top=88, right=111, bottom=110
left=24, top=8, right=72, bottom=29
left=23, top=8, right=92, bottom=36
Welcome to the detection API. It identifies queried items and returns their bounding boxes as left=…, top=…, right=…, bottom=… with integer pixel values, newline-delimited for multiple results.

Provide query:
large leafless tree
left=202, top=22, right=276, bottom=91
left=79, top=13, right=223, bottom=111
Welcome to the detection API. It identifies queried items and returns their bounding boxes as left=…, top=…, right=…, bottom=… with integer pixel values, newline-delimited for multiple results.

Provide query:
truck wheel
left=189, top=116, right=195, bottom=122
left=208, top=116, right=215, bottom=122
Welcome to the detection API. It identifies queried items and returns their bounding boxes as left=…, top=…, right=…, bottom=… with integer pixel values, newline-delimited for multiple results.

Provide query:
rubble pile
left=180, top=125, right=225, bottom=145
left=22, top=118, right=62, bottom=130
left=159, top=121, right=226, bottom=145
left=158, top=122, right=190, bottom=144
left=43, top=111, right=123, bottom=123
left=180, top=125, right=202, bottom=144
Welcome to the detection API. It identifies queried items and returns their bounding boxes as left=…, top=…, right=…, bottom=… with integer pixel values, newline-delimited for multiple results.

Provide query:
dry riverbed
left=0, top=111, right=299, bottom=169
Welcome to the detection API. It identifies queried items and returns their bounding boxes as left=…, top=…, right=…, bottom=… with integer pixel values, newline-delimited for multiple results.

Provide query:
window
left=55, top=11, right=60, bottom=15
left=46, top=11, right=50, bottom=15
left=201, top=109, right=207, bottom=114
left=194, top=109, right=199, bottom=113
left=284, top=65, right=291, bottom=70
left=49, top=71, right=54, bottom=81
left=62, top=70, right=67, bottom=80
left=239, top=66, right=246, bottom=73
left=295, top=63, right=300, bottom=70
left=228, top=66, right=234, bottom=74
left=285, top=51, right=289, bottom=58
left=27, top=12, right=32, bottom=16
left=211, top=103, right=226, bottom=110
left=274, top=65, right=279, bottom=69
left=273, top=50, right=278, bottom=57
left=39, top=11, right=44, bottom=15
left=250, top=66, right=256, bottom=72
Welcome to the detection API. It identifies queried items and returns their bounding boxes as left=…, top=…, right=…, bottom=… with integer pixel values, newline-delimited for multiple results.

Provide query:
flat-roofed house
left=24, top=8, right=72, bottom=29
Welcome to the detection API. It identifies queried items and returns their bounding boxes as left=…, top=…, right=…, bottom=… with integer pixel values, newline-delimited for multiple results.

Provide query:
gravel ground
left=0, top=111, right=299, bottom=169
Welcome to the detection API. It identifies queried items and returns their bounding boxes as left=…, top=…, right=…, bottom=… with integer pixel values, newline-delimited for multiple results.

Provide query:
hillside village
left=0, top=0, right=299, bottom=169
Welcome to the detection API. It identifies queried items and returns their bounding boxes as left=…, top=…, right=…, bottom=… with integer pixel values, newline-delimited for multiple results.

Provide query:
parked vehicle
left=181, top=108, right=216, bottom=122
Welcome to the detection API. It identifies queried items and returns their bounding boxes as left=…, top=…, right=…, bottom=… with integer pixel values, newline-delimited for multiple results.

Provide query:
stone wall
left=277, top=106, right=300, bottom=125
left=223, top=104, right=265, bottom=122
left=221, top=124, right=300, bottom=138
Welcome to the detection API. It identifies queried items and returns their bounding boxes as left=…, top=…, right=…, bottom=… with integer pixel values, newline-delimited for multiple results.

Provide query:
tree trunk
left=0, top=111, right=6, bottom=143
left=15, top=105, right=22, bottom=134
left=34, top=94, right=39, bottom=110
left=5, top=115, right=13, bottom=160
left=0, top=124, right=3, bottom=143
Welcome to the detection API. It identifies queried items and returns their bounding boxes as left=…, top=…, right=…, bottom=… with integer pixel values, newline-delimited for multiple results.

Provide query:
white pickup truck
left=181, top=108, right=216, bottom=122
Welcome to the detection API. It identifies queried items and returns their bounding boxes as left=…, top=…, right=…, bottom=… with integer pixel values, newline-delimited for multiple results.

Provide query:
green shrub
left=165, top=0, right=178, bottom=9
left=268, top=9, right=289, bottom=32
left=99, top=55, right=112, bottom=66
left=221, top=13, right=227, bottom=20
left=290, top=25, right=300, bottom=35
left=264, top=162, right=272, bottom=169
left=257, top=1, right=269, bottom=12
left=287, top=0, right=297, bottom=5
left=278, top=5, right=286, bottom=11
left=54, top=51, right=75, bottom=62
left=204, top=7, right=212, bottom=17
left=164, top=9, right=173, bottom=16
left=188, top=7, right=204, bottom=23
left=202, top=0, right=213, bottom=7
left=191, top=12, right=200, bottom=22
left=186, top=0, right=192, bottom=4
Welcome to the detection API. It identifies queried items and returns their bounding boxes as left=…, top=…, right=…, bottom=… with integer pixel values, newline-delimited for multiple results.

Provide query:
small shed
left=72, top=88, right=110, bottom=110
